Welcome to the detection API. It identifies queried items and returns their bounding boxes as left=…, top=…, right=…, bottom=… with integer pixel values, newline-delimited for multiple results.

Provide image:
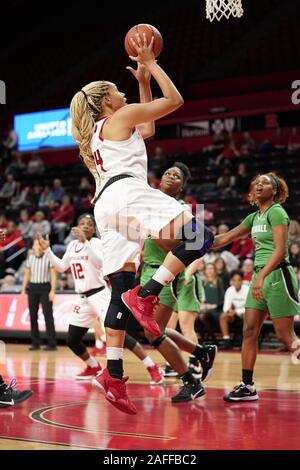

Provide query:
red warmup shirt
left=0, top=230, right=25, bottom=249
left=243, top=271, right=254, bottom=283
left=53, top=205, right=75, bottom=224
left=230, top=237, right=254, bottom=258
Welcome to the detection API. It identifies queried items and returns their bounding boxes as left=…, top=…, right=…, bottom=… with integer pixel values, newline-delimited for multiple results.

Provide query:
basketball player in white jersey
left=37, top=215, right=163, bottom=384
left=70, top=34, right=214, bottom=414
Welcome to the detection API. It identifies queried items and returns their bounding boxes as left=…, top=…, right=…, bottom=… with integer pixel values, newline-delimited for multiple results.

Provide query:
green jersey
left=242, top=203, right=290, bottom=267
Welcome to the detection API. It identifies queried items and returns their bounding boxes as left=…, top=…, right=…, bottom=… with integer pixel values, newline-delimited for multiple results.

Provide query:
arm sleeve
left=85, top=239, right=103, bottom=267
left=268, top=207, right=289, bottom=227
left=242, top=212, right=256, bottom=230
left=223, top=288, right=233, bottom=313
left=45, top=248, right=70, bottom=272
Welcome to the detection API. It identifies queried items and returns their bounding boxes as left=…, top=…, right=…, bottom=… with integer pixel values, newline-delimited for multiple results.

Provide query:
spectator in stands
left=38, top=185, right=53, bottom=209
left=289, top=220, right=300, bottom=245
left=0, top=220, right=26, bottom=271
left=230, top=233, right=254, bottom=260
left=0, top=174, right=17, bottom=207
left=183, top=189, right=197, bottom=216
left=52, top=195, right=75, bottom=243
left=204, top=131, right=225, bottom=153
left=241, top=258, right=254, bottom=285
left=239, top=131, right=256, bottom=156
left=215, top=136, right=240, bottom=166
left=147, top=171, right=160, bottom=189
left=79, top=192, right=94, bottom=211
left=288, top=127, right=300, bottom=152
left=219, top=270, right=249, bottom=350
left=195, top=258, right=206, bottom=281
left=272, top=127, right=287, bottom=150
left=10, top=184, right=33, bottom=211
left=0, top=213, right=8, bottom=230
left=4, top=153, right=26, bottom=179
left=78, top=176, right=92, bottom=198
left=18, top=209, right=34, bottom=246
left=216, top=223, right=232, bottom=250
left=216, top=168, right=236, bottom=195
left=0, top=274, right=20, bottom=293
left=56, top=273, right=72, bottom=291
left=32, top=211, right=51, bottom=237
left=201, top=263, right=226, bottom=339
left=214, top=257, right=230, bottom=290
left=50, top=178, right=65, bottom=203
left=26, top=154, right=45, bottom=175
left=235, top=163, right=250, bottom=197
left=289, top=242, right=300, bottom=270
left=148, top=146, right=167, bottom=173
left=1, top=127, right=18, bottom=162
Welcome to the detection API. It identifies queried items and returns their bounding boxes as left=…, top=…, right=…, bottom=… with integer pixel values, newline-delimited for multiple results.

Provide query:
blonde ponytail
left=70, top=81, right=110, bottom=201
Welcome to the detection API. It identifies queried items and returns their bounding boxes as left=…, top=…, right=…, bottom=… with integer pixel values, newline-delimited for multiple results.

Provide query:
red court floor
left=1, top=346, right=300, bottom=450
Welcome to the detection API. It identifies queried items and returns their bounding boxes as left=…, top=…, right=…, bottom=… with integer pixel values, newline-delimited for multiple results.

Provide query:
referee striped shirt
left=26, top=254, right=52, bottom=284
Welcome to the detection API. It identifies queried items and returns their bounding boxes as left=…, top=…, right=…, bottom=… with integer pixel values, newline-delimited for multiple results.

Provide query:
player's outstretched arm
left=213, top=224, right=250, bottom=251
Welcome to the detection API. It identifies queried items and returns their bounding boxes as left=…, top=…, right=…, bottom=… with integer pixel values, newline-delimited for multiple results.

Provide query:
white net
left=206, top=0, right=244, bottom=22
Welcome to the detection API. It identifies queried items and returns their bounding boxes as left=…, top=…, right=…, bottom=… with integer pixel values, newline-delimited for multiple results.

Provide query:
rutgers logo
left=93, top=149, right=107, bottom=172
left=73, top=305, right=81, bottom=314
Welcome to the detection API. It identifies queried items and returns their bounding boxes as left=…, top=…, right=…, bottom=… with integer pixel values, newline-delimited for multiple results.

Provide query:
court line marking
left=29, top=401, right=175, bottom=441
left=0, top=435, right=112, bottom=450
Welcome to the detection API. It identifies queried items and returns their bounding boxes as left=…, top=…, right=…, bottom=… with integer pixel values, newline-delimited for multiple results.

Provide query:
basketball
left=124, top=24, right=163, bottom=59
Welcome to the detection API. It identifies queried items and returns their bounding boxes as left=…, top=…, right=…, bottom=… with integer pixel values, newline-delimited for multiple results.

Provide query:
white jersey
left=90, top=117, right=148, bottom=190
left=223, top=284, right=249, bottom=317
left=46, top=238, right=106, bottom=293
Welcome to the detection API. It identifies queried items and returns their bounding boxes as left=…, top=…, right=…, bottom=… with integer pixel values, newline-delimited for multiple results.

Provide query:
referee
left=21, top=238, right=57, bottom=351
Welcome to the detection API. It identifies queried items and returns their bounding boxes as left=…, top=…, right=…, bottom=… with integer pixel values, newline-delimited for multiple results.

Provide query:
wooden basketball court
left=1, top=345, right=299, bottom=450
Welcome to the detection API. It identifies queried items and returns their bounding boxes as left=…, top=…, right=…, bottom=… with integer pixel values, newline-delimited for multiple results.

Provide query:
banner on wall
left=0, top=294, right=79, bottom=334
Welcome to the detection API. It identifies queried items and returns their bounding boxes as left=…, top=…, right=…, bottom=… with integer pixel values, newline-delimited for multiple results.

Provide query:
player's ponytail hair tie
left=80, top=89, right=88, bottom=101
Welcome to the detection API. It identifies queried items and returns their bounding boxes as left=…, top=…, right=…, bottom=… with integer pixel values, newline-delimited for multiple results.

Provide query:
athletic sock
left=139, top=266, right=175, bottom=298
left=192, top=344, right=208, bottom=362
left=86, top=356, right=98, bottom=368
left=95, top=339, right=103, bottom=349
left=142, top=356, right=155, bottom=369
left=242, top=369, right=254, bottom=385
left=0, top=375, right=6, bottom=393
left=180, top=371, right=195, bottom=384
left=107, top=347, right=124, bottom=379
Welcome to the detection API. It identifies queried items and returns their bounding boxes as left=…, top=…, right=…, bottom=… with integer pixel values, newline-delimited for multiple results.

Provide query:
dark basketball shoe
left=224, top=382, right=259, bottom=402
left=188, top=357, right=202, bottom=379
left=163, top=364, right=178, bottom=377
left=0, top=377, right=33, bottom=408
left=200, top=345, right=217, bottom=382
left=171, top=379, right=205, bottom=403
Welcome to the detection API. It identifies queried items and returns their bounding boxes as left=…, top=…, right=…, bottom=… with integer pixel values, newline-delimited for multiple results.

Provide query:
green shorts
left=141, top=265, right=176, bottom=310
left=172, top=273, right=202, bottom=313
left=245, top=265, right=300, bottom=319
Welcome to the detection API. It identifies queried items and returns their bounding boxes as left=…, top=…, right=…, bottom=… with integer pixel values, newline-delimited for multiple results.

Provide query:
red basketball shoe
left=147, top=364, right=164, bottom=385
left=92, top=368, right=137, bottom=415
left=90, top=343, right=106, bottom=356
left=121, top=285, right=161, bottom=337
left=75, top=364, right=102, bottom=380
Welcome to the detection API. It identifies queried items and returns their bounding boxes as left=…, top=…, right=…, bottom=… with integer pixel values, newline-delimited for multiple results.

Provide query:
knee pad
left=172, top=217, right=214, bottom=266
left=104, top=272, right=135, bottom=330
left=124, top=333, right=137, bottom=351
left=150, top=334, right=167, bottom=349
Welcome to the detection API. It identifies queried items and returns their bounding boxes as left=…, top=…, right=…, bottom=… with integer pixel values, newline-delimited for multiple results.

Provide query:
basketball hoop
left=206, top=0, right=244, bottom=22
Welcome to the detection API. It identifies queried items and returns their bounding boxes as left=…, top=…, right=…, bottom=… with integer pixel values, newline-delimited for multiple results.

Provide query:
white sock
left=106, top=347, right=123, bottom=360
left=96, top=339, right=103, bottom=349
left=223, top=336, right=230, bottom=340
left=142, top=356, right=155, bottom=369
left=153, top=266, right=175, bottom=286
left=86, top=356, right=98, bottom=368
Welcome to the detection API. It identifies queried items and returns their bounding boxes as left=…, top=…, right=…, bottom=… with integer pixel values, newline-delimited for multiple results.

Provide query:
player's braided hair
left=70, top=81, right=110, bottom=201
left=249, top=172, right=289, bottom=206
